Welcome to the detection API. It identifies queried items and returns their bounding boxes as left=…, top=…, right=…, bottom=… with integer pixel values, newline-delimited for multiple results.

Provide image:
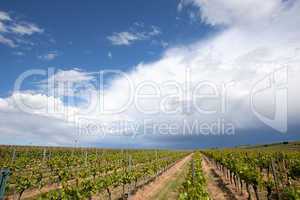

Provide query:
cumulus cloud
left=0, top=109, right=77, bottom=146
left=107, top=24, right=161, bottom=46
left=180, top=0, right=287, bottom=26
left=88, top=0, right=300, bottom=139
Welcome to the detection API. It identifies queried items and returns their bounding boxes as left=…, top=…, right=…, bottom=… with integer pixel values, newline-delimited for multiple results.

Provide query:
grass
left=150, top=159, right=190, bottom=200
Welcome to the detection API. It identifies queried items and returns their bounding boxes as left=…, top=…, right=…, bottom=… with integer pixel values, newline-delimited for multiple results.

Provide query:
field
left=0, top=142, right=299, bottom=200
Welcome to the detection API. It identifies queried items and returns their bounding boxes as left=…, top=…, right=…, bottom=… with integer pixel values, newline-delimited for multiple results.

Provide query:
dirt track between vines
left=130, top=154, right=193, bottom=200
left=202, top=156, right=248, bottom=200
left=131, top=154, right=249, bottom=200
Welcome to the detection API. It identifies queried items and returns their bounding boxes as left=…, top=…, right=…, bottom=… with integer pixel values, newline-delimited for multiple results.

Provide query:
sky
left=0, top=0, right=300, bottom=148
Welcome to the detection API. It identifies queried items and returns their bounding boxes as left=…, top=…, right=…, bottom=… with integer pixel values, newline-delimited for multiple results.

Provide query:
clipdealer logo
left=250, top=67, right=288, bottom=133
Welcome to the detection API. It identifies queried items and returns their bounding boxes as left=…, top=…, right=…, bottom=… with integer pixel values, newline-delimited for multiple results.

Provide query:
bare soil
left=130, top=154, right=193, bottom=200
left=202, top=156, right=249, bottom=200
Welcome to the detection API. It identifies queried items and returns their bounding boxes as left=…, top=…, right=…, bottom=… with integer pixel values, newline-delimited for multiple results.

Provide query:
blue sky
left=0, top=0, right=300, bottom=148
left=0, top=0, right=218, bottom=96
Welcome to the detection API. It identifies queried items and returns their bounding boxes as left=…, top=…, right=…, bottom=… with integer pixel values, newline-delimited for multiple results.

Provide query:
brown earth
left=130, top=154, right=193, bottom=200
left=202, top=156, right=249, bottom=200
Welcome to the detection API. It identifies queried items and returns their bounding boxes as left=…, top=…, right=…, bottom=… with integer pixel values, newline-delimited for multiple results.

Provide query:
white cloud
left=180, top=0, right=287, bottom=26
left=0, top=34, right=16, bottom=47
left=0, top=11, right=11, bottom=21
left=161, top=41, right=169, bottom=48
left=0, top=98, right=8, bottom=109
left=47, top=68, right=95, bottom=83
left=13, top=51, right=24, bottom=56
left=108, top=51, right=112, bottom=59
left=0, top=10, right=44, bottom=48
left=0, top=22, right=7, bottom=32
left=107, top=24, right=161, bottom=46
left=177, top=0, right=184, bottom=12
left=148, top=26, right=161, bottom=36
left=11, top=22, right=44, bottom=35
left=108, top=32, right=139, bottom=46
left=0, top=93, right=78, bottom=145
left=39, top=68, right=96, bottom=99
left=38, top=52, right=58, bottom=61
left=94, top=0, right=300, bottom=136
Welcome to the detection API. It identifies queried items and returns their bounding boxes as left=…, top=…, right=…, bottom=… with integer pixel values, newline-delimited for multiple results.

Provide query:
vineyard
left=202, top=147, right=300, bottom=199
left=0, top=146, right=188, bottom=200
left=179, top=152, right=209, bottom=200
left=0, top=142, right=299, bottom=200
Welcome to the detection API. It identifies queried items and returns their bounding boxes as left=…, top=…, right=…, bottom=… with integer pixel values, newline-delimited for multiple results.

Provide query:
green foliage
left=179, top=152, right=210, bottom=200
left=202, top=148, right=300, bottom=199
left=281, top=187, right=300, bottom=200
left=0, top=146, right=189, bottom=199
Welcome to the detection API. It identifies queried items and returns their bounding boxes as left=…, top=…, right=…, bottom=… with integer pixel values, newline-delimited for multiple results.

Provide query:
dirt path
left=149, top=156, right=190, bottom=200
left=130, top=154, right=193, bottom=200
left=202, top=156, right=248, bottom=200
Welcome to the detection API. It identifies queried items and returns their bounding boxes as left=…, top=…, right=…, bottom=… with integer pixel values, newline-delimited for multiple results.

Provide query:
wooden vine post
left=11, top=148, right=16, bottom=163
left=85, top=151, right=88, bottom=167
left=191, top=159, right=195, bottom=185
left=128, top=155, right=132, bottom=198
left=271, top=159, right=280, bottom=199
left=0, top=169, right=11, bottom=200
left=43, top=148, right=47, bottom=161
left=155, top=150, right=158, bottom=176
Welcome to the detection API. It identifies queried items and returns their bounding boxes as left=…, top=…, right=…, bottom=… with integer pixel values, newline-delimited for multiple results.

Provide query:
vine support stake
left=85, top=151, right=88, bottom=167
left=11, top=148, right=16, bottom=163
left=128, top=155, right=132, bottom=198
left=0, top=169, right=11, bottom=200
left=192, top=158, right=195, bottom=184
left=43, top=148, right=47, bottom=161
left=271, top=159, right=280, bottom=199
